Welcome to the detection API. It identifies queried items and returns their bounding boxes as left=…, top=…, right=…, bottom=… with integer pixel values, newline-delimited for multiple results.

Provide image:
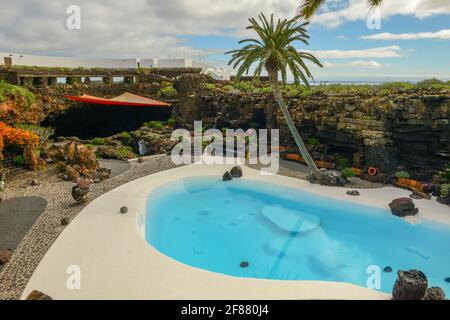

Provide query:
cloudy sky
left=0, top=0, right=449, bottom=81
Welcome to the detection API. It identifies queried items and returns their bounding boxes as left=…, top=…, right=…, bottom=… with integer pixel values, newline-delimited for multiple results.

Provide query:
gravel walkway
left=0, top=155, right=384, bottom=300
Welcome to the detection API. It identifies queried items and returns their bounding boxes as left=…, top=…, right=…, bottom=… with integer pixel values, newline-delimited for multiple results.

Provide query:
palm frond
left=368, top=0, right=384, bottom=10
left=226, top=12, right=322, bottom=87
left=296, top=0, right=325, bottom=21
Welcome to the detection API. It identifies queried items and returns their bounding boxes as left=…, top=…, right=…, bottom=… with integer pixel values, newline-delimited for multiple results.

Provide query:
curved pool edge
left=21, top=162, right=450, bottom=300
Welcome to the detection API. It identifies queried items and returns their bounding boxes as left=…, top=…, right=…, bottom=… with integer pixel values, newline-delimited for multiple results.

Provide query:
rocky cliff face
left=174, top=85, right=450, bottom=177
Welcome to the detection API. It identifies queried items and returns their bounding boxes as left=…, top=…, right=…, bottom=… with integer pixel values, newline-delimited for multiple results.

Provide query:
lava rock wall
left=174, top=87, right=450, bottom=175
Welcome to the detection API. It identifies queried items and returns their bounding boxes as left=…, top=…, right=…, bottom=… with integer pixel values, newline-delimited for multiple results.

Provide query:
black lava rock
left=230, top=166, right=243, bottom=178
left=346, top=190, right=360, bottom=196
left=223, top=171, right=233, bottom=181
left=240, top=261, right=249, bottom=268
left=436, top=196, right=450, bottom=205
left=445, top=277, right=450, bottom=283
left=389, top=198, right=419, bottom=217
left=384, top=266, right=392, bottom=273
left=392, top=269, right=428, bottom=300
left=61, top=217, right=69, bottom=226
left=120, top=206, right=128, bottom=214
left=422, top=287, right=446, bottom=300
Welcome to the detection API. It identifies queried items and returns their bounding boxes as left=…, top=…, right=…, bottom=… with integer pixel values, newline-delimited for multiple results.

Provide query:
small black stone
left=223, top=171, right=233, bottom=181
left=120, top=206, right=128, bottom=214
left=240, top=261, right=249, bottom=268
left=384, top=266, right=392, bottom=273
left=445, top=277, right=450, bottom=283
left=61, top=217, right=69, bottom=226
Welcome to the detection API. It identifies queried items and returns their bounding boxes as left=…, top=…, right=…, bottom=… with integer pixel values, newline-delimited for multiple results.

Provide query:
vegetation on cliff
left=0, top=81, right=36, bottom=108
left=0, top=122, right=40, bottom=161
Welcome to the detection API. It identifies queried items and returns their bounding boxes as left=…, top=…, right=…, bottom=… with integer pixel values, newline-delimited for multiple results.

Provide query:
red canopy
left=64, top=92, right=170, bottom=107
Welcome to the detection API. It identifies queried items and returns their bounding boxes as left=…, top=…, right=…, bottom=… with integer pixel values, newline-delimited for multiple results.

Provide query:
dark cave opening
left=42, top=104, right=172, bottom=139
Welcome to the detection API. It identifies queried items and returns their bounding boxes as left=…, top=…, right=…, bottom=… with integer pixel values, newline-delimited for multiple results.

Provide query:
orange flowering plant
left=0, top=122, right=40, bottom=160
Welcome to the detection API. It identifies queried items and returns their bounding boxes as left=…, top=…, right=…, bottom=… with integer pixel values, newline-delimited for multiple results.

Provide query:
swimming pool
left=145, top=176, right=450, bottom=294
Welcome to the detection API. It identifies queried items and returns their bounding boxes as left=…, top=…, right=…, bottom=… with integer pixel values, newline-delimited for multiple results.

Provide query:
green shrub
left=260, top=86, right=272, bottom=93
left=300, top=89, right=312, bottom=98
left=395, top=171, right=410, bottom=179
left=118, top=146, right=134, bottom=159
left=15, top=124, right=54, bottom=143
left=336, top=156, right=350, bottom=169
left=222, top=85, right=234, bottom=92
left=441, top=184, right=450, bottom=198
left=0, top=81, right=36, bottom=108
left=416, top=78, right=444, bottom=88
left=120, top=131, right=131, bottom=139
left=379, top=81, right=414, bottom=91
left=160, top=85, right=177, bottom=98
left=203, top=83, right=216, bottom=90
left=378, top=89, right=390, bottom=96
left=144, top=121, right=164, bottom=130
left=166, top=118, right=176, bottom=127
left=341, top=167, right=355, bottom=179
left=120, top=131, right=132, bottom=144
left=438, top=165, right=450, bottom=182
left=12, top=154, right=25, bottom=166
left=308, top=137, right=319, bottom=145
left=285, top=85, right=305, bottom=97
left=235, top=81, right=252, bottom=91
left=90, top=137, right=106, bottom=146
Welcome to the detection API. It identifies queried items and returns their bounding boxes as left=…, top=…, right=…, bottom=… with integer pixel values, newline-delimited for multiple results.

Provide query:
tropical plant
left=12, top=154, right=25, bottom=166
left=15, top=124, right=54, bottom=145
left=90, top=137, right=106, bottom=146
left=341, top=167, right=355, bottom=179
left=297, top=0, right=384, bottom=21
left=144, top=121, right=164, bottom=130
left=166, top=118, right=176, bottom=128
left=160, top=85, right=177, bottom=98
left=395, top=171, right=410, bottom=179
left=226, top=13, right=323, bottom=178
left=441, top=184, right=450, bottom=198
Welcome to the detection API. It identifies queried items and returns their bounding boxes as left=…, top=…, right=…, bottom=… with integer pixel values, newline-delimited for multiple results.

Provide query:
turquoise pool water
left=145, top=176, right=450, bottom=294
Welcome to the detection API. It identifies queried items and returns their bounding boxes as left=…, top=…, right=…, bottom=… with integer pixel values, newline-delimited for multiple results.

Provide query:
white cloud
left=311, top=0, right=450, bottom=28
left=309, top=45, right=403, bottom=59
left=323, top=60, right=384, bottom=68
left=361, top=29, right=450, bottom=40
left=0, top=0, right=298, bottom=60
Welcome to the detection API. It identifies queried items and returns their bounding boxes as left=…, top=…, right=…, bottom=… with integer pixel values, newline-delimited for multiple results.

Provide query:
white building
left=0, top=52, right=230, bottom=80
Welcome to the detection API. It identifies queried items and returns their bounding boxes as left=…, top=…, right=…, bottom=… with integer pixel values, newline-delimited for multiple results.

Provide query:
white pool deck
left=22, top=159, right=450, bottom=300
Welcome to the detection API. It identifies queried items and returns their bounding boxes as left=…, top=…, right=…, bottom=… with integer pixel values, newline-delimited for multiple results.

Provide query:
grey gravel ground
left=0, top=197, right=47, bottom=251
left=0, top=155, right=384, bottom=300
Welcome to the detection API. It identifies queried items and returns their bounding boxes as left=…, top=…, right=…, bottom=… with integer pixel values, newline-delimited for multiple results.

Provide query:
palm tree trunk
left=268, top=71, right=322, bottom=179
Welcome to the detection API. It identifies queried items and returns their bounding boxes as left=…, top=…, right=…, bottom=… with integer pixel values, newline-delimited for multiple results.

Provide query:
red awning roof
left=64, top=92, right=170, bottom=107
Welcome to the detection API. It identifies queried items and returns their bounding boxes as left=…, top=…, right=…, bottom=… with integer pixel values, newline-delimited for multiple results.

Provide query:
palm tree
left=226, top=13, right=323, bottom=179
left=297, top=0, right=384, bottom=21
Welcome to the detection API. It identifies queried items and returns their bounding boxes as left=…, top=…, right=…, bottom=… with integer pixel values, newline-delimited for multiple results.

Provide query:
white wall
left=0, top=52, right=230, bottom=80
